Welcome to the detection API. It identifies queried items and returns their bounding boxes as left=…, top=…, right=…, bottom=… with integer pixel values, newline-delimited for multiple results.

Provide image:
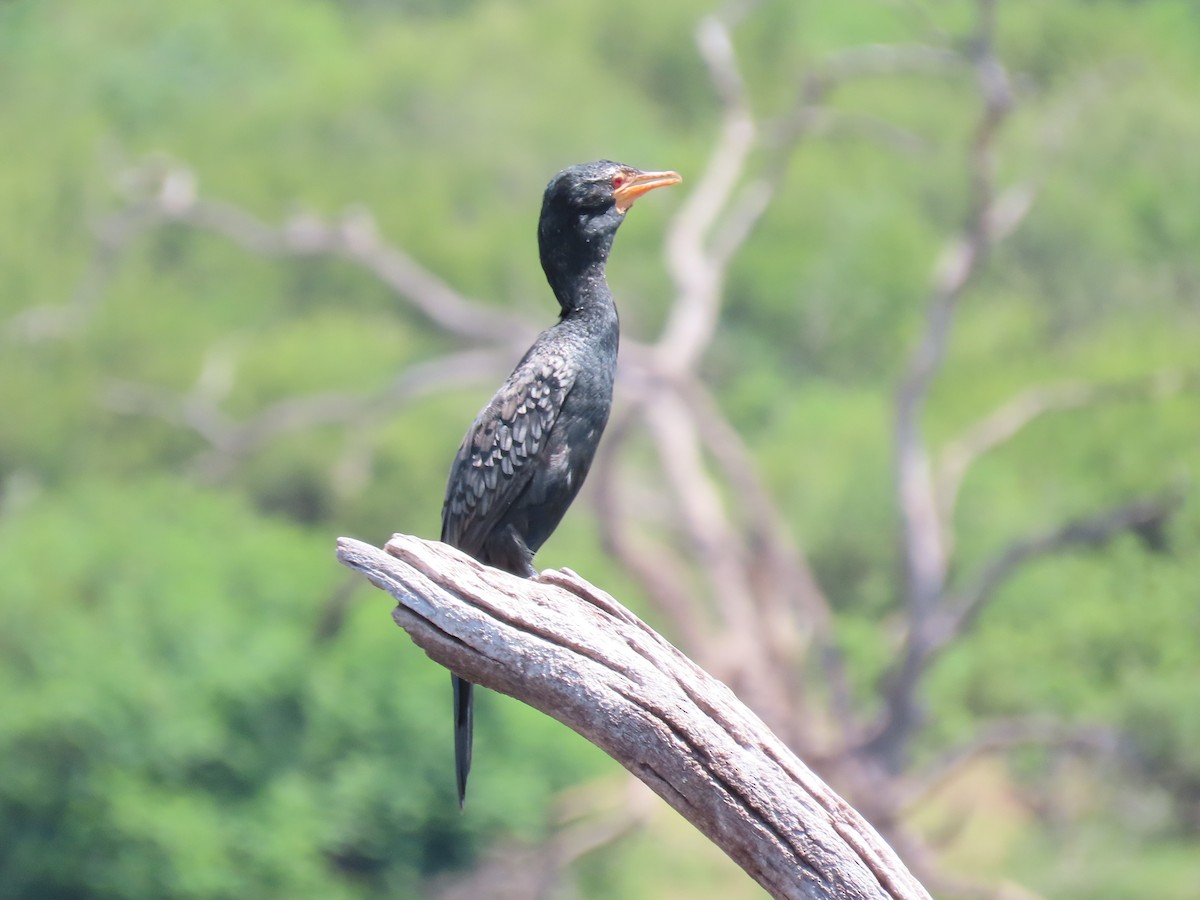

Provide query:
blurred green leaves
left=0, top=478, right=602, bottom=897
left=2, top=0, right=1200, bottom=897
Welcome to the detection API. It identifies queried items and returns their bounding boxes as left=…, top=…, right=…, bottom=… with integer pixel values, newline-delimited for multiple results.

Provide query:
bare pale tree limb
left=898, top=717, right=1119, bottom=814
left=655, top=22, right=960, bottom=378
left=865, top=487, right=1183, bottom=762
left=935, top=382, right=1099, bottom=533
left=336, top=534, right=932, bottom=900
left=642, top=390, right=759, bottom=646
left=893, top=0, right=1018, bottom=612
left=15, top=161, right=535, bottom=346
left=590, top=434, right=712, bottom=651
left=678, top=377, right=831, bottom=627
left=595, top=376, right=835, bottom=747
left=927, top=491, right=1185, bottom=652
left=936, top=370, right=1200, bottom=535
left=624, top=12, right=961, bottom=753
left=104, top=345, right=512, bottom=481
left=880, top=0, right=1030, bottom=770
left=432, top=777, right=656, bottom=900
left=675, top=377, right=853, bottom=748
left=656, top=13, right=759, bottom=376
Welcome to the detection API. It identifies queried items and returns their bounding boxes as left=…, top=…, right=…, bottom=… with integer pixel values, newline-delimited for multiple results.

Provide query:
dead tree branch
left=864, top=487, right=1184, bottom=768
left=616, top=9, right=960, bottom=755
left=880, top=0, right=1031, bottom=770
left=898, top=717, right=1120, bottom=814
left=16, top=163, right=534, bottom=346
left=935, top=382, right=1098, bottom=533
left=433, top=778, right=655, bottom=900
left=104, top=345, right=511, bottom=481
left=937, top=370, right=1200, bottom=534
left=893, top=0, right=1020, bottom=614
left=337, top=534, right=932, bottom=900
left=928, top=491, right=1185, bottom=652
left=656, top=12, right=760, bottom=376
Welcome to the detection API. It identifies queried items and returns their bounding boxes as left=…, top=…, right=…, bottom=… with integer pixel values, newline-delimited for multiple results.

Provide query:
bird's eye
left=611, top=174, right=626, bottom=189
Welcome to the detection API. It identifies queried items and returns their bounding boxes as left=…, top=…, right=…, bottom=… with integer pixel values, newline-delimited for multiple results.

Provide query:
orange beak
left=613, top=168, right=682, bottom=213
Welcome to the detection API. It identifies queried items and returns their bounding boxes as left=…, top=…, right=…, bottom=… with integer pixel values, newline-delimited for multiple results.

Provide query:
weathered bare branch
left=928, top=491, right=1184, bottom=652
left=19, top=161, right=534, bottom=347
left=643, top=389, right=758, bottom=639
left=590, top=409, right=715, bottom=652
left=898, top=717, right=1119, bottom=814
left=936, top=382, right=1098, bottom=530
left=432, top=778, right=653, bottom=900
left=893, top=0, right=1021, bottom=612
left=8, top=200, right=161, bottom=341
left=769, top=43, right=961, bottom=161
left=181, top=196, right=534, bottom=344
left=105, top=345, right=512, bottom=481
left=818, top=44, right=962, bottom=84
left=881, top=0, right=1030, bottom=770
left=675, top=377, right=853, bottom=745
left=637, top=385, right=800, bottom=731
left=337, top=534, right=932, bottom=900
left=937, top=370, right=1200, bottom=533
left=656, top=14, right=758, bottom=375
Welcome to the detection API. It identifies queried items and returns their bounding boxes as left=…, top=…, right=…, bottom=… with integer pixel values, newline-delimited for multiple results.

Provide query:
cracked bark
left=336, top=534, right=931, bottom=900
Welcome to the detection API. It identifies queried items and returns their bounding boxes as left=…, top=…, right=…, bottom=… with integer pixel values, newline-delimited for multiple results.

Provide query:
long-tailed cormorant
left=440, top=161, right=681, bottom=806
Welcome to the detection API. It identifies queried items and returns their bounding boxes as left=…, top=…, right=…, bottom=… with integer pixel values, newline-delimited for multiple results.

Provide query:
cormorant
left=440, top=161, right=681, bottom=807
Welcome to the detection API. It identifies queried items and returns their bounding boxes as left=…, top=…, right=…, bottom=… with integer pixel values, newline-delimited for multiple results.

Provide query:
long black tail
left=453, top=529, right=534, bottom=807
left=452, top=674, right=473, bottom=808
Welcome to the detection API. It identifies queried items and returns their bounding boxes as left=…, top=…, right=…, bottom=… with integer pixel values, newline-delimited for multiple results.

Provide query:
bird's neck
left=549, top=265, right=620, bottom=364
left=539, top=213, right=620, bottom=321
left=552, top=260, right=616, bottom=320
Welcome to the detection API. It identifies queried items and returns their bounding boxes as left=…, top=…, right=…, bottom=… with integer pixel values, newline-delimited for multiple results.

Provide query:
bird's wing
left=440, top=348, right=575, bottom=556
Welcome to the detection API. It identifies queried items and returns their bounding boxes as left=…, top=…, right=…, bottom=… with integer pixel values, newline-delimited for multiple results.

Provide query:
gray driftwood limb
left=336, top=534, right=931, bottom=900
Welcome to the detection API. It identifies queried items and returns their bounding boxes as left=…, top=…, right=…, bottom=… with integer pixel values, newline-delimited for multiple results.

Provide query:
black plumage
left=440, top=160, right=681, bottom=806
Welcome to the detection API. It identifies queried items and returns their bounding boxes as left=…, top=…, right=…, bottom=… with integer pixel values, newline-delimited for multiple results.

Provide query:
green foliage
left=0, top=479, right=604, bottom=897
left=2, top=0, right=1200, bottom=897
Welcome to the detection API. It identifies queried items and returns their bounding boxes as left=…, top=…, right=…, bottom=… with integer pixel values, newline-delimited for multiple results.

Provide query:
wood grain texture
left=336, top=534, right=931, bottom=900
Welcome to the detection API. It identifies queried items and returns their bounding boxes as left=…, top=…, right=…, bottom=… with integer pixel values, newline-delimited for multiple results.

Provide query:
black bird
left=440, top=160, right=681, bottom=806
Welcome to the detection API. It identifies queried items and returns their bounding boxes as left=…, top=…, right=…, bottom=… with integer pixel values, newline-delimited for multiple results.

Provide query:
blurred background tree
left=2, top=0, right=1198, bottom=897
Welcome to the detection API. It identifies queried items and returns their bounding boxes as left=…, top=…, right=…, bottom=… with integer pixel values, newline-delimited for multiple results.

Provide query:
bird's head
left=538, top=161, right=681, bottom=307
left=542, top=160, right=683, bottom=218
